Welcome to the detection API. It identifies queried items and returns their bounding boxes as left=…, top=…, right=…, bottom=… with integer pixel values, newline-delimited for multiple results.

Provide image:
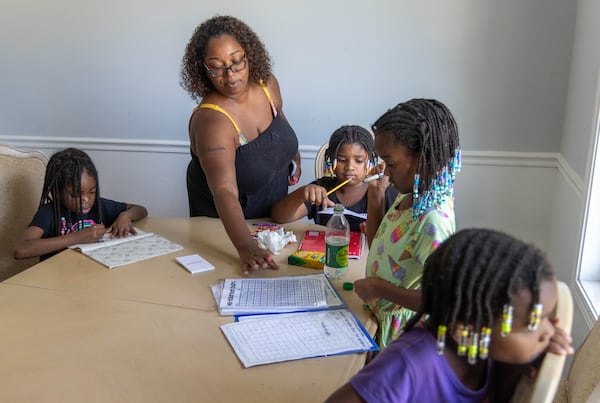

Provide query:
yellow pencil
left=326, top=178, right=352, bottom=196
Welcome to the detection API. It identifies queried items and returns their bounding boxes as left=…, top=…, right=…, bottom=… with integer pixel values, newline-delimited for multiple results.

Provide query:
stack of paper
left=214, top=274, right=344, bottom=316
left=221, top=308, right=378, bottom=367
left=214, top=273, right=378, bottom=367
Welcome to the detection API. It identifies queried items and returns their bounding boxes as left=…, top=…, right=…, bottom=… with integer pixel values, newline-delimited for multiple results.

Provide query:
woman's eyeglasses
left=204, top=58, right=248, bottom=78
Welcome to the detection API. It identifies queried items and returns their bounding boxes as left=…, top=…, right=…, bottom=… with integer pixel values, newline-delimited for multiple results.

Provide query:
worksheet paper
left=214, top=274, right=344, bottom=315
left=73, top=232, right=183, bottom=269
left=221, top=308, right=378, bottom=367
left=69, top=228, right=153, bottom=253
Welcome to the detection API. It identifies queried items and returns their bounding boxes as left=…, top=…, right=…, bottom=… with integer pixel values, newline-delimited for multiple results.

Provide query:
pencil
left=326, top=178, right=352, bottom=196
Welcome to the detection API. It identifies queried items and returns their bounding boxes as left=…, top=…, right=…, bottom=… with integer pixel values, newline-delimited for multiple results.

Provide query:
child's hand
left=108, top=214, right=137, bottom=238
left=366, top=163, right=391, bottom=192
left=76, top=224, right=107, bottom=243
left=303, top=184, right=334, bottom=210
left=547, top=322, right=575, bottom=356
left=354, top=278, right=384, bottom=304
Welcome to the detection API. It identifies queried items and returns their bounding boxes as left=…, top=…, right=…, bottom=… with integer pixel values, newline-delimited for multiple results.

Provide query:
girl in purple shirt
left=326, top=228, right=574, bottom=403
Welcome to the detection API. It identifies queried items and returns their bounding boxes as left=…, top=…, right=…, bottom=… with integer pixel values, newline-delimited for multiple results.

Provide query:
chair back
left=314, top=142, right=329, bottom=179
left=510, top=281, right=574, bottom=403
left=0, top=144, right=48, bottom=280
left=553, top=315, right=600, bottom=403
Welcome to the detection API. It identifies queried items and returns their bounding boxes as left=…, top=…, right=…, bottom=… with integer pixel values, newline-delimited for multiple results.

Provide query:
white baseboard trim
left=0, top=135, right=190, bottom=154
left=461, top=150, right=558, bottom=167
left=0, top=134, right=570, bottom=165
left=0, top=135, right=325, bottom=158
left=0, top=134, right=585, bottom=197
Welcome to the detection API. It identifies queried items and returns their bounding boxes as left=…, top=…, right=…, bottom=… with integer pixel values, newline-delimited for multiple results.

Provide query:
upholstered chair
left=314, top=142, right=329, bottom=180
left=553, top=316, right=600, bottom=403
left=0, top=144, right=48, bottom=280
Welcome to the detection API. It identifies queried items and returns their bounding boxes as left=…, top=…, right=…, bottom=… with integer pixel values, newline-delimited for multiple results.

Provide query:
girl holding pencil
left=271, top=125, right=398, bottom=232
left=353, top=99, right=461, bottom=349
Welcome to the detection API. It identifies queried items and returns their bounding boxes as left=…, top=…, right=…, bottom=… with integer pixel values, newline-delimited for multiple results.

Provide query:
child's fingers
left=548, top=326, right=574, bottom=355
left=547, top=340, right=574, bottom=356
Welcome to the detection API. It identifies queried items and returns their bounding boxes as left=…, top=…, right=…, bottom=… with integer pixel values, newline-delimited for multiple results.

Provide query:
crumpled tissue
left=256, top=228, right=297, bottom=254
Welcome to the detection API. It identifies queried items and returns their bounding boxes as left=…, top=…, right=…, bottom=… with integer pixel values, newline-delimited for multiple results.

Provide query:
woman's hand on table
left=239, top=242, right=279, bottom=275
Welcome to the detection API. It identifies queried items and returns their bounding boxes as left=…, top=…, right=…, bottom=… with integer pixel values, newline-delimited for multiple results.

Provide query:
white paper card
left=176, top=254, right=215, bottom=274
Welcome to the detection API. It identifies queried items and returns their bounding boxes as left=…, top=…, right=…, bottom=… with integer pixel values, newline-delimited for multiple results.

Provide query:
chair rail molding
left=0, top=134, right=565, bottom=166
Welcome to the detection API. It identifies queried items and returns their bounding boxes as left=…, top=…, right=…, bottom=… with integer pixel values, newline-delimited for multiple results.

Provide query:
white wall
left=560, top=0, right=600, bottom=178
left=0, top=0, right=575, bottom=151
left=551, top=0, right=600, bottom=346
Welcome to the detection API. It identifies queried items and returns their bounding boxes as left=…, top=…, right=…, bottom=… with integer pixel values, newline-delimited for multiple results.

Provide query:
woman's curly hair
left=180, top=15, right=272, bottom=102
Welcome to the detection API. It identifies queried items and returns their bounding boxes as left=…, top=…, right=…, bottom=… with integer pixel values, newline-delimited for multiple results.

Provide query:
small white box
left=175, top=254, right=215, bottom=274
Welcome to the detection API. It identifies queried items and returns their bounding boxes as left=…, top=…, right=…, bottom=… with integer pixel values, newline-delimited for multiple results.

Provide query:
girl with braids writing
left=327, top=228, right=574, bottom=403
left=271, top=125, right=398, bottom=231
left=354, top=99, right=462, bottom=348
left=14, top=148, right=147, bottom=261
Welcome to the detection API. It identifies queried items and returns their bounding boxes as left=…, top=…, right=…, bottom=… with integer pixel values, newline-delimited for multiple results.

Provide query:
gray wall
left=561, top=0, right=600, bottom=177
left=552, top=0, right=600, bottom=347
left=1, top=0, right=575, bottom=152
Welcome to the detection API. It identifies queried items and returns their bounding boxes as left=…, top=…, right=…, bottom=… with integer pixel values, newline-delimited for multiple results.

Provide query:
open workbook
left=69, top=228, right=183, bottom=269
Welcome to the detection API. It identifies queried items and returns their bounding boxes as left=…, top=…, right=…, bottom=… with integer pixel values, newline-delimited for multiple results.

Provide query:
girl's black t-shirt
left=304, top=176, right=399, bottom=232
left=29, top=197, right=127, bottom=260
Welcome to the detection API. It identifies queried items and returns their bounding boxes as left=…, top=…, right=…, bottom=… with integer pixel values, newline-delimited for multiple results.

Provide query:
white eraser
left=176, top=254, right=215, bottom=274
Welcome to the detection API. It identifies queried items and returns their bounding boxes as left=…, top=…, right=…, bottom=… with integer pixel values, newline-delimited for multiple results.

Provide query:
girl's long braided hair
left=324, top=125, right=377, bottom=169
left=40, top=148, right=103, bottom=234
left=405, top=228, right=555, bottom=335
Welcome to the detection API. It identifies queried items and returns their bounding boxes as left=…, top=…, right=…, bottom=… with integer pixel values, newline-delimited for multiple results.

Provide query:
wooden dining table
left=0, top=217, right=375, bottom=403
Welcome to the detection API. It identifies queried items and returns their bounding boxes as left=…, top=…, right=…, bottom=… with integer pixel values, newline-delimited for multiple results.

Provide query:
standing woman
left=180, top=16, right=301, bottom=274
